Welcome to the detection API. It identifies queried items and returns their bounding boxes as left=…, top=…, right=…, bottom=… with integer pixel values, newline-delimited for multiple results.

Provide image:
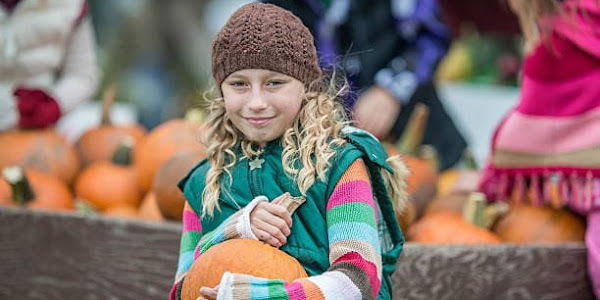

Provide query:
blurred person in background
left=0, top=0, right=100, bottom=131
left=261, top=0, right=468, bottom=171
left=89, top=0, right=210, bottom=130
left=478, top=0, right=600, bottom=297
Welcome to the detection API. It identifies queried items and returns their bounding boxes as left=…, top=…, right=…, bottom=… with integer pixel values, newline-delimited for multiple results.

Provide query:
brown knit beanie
left=211, top=3, right=322, bottom=89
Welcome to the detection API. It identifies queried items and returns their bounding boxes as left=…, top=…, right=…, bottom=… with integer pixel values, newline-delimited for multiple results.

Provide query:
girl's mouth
left=246, top=117, right=273, bottom=126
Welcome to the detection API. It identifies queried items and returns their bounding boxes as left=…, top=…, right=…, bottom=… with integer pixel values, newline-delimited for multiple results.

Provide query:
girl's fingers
left=258, top=210, right=292, bottom=237
left=255, top=219, right=288, bottom=244
left=264, top=203, right=293, bottom=227
left=252, top=217, right=291, bottom=245
left=200, top=285, right=218, bottom=299
left=252, top=227, right=283, bottom=247
left=254, top=202, right=293, bottom=228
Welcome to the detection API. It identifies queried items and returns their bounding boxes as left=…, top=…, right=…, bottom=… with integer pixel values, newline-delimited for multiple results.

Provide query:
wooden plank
left=0, top=207, right=181, bottom=300
left=394, top=243, right=594, bottom=300
left=0, top=207, right=594, bottom=299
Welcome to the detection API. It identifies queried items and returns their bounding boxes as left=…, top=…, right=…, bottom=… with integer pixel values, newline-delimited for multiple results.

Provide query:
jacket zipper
left=248, top=154, right=264, bottom=198
left=250, top=167, right=261, bottom=198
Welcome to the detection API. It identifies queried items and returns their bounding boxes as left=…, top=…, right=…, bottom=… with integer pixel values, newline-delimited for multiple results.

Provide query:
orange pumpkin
left=0, top=166, right=74, bottom=211
left=75, top=141, right=142, bottom=212
left=407, top=211, right=501, bottom=244
left=492, top=204, right=586, bottom=243
left=0, top=129, right=80, bottom=184
left=408, top=193, right=501, bottom=244
left=152, top=150, right=204, bottom=220
left=181, top=239, right=308, bottom=300
left=134, top=119, right=204, bottom=193
left=77, top=125, right=146, bottom=166
left=76, top=86, right=147, bottom=166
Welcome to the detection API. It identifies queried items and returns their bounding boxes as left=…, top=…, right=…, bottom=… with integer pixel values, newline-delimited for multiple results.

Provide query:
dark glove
left=14, top=87, right=61, bottom=129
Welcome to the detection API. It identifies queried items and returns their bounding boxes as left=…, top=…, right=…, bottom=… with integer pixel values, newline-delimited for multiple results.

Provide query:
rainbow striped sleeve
left=218, top=159, right=382, bottom=300
left=170, top=202, right=246, bottom=300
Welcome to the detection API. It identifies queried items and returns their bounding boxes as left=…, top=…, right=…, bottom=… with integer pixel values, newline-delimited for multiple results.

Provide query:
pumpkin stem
left=100, top=84, right=116, bottom=126
left=483, top=202, right=510, bottom=229
left=2, top=166, right=35, bottom=206
left=463, top=192, right=487, bottom=228
left=111, top=137, right=134, bottom=166
left=396, top=103, right=429, bottom=156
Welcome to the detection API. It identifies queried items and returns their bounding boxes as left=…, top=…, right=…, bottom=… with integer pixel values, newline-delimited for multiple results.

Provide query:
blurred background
left=3, top=2, right=596, bottom=299
left=58, top=0, right=524, bottom=166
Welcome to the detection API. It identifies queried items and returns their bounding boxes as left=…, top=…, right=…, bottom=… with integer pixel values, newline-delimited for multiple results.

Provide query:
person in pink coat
left=478, top=0, right=600, bottom=297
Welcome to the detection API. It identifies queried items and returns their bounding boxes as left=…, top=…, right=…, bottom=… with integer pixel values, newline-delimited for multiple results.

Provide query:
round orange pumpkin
left=77, top=125, right=146, bottom=166
left=75, top=142, right=142, bottom=212
left=0, top=129, right=80, bottom=184
left=181, top=239, right=308, bottom=300
left=152, top=150, right=204, bottom=220
left=0, top=166, right=74, bottom=211
left=134, top=119, right=204, bottom=193
left=407, top=211, right=501, bottom=244
left=492, top=204, right=586, bottom=243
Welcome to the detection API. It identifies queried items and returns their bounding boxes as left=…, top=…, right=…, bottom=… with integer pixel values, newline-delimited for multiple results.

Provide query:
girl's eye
left=267, top=80, right=284, bottom=86
left=229, top=81, right=247, bottom=87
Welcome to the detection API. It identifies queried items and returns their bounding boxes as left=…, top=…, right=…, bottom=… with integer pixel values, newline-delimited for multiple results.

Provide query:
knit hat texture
left=211, top=3, right=322, bottom=88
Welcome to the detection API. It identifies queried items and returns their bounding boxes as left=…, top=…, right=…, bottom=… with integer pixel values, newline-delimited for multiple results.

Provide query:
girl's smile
left=245, top=117, right=274, bottom=127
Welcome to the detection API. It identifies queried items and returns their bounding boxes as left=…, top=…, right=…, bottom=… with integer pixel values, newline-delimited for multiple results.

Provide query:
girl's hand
left=199, top=284, right=219, bottom=300
left=250, top=193, right=293, bottom=247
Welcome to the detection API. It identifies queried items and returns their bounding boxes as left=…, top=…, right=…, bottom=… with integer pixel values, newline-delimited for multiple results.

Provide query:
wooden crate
left=0, top=207, right=594, bottom=299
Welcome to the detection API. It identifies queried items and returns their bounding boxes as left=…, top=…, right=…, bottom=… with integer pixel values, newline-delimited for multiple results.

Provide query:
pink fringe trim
left=479, top=166, right=600, bottom=214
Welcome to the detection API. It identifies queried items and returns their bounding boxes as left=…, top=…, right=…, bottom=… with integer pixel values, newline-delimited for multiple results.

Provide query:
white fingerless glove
left=237, top=195, right=268, bottom=240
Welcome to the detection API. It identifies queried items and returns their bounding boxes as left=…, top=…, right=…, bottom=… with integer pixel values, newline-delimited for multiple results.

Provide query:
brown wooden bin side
left=0, top=207, right=594, bottom=300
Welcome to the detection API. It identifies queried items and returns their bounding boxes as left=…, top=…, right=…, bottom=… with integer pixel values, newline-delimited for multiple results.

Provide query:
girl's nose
left=247, top=88, right=268, bottom=110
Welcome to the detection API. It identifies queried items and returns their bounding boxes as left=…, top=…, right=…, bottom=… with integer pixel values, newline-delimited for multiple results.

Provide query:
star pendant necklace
left=248, top=147, right=265, bottom=170
left=249, top=156, right=265, bottom=170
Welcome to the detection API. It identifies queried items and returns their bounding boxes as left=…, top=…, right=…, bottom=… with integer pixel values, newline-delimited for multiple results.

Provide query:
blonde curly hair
left=198, top=72, right=409, bottom=218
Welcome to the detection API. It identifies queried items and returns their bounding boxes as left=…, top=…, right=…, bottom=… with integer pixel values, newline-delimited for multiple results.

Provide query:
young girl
left=478, top=0, right=600, bottom=297
left=170, top=3, right=409, bottom=300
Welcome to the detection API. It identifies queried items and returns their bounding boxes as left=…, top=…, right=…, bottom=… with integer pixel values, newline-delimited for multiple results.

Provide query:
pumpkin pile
left=384, top=103, right=587, bottom=245
left=0, top=86, right=205, bottom=222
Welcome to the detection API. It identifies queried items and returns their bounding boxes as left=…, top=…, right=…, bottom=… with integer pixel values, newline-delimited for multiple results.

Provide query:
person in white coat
left=0, top=0, right=99, bottom=130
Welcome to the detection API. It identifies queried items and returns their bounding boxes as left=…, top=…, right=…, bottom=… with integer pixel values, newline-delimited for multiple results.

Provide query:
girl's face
left=221, top=69, right=304, bottom=146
